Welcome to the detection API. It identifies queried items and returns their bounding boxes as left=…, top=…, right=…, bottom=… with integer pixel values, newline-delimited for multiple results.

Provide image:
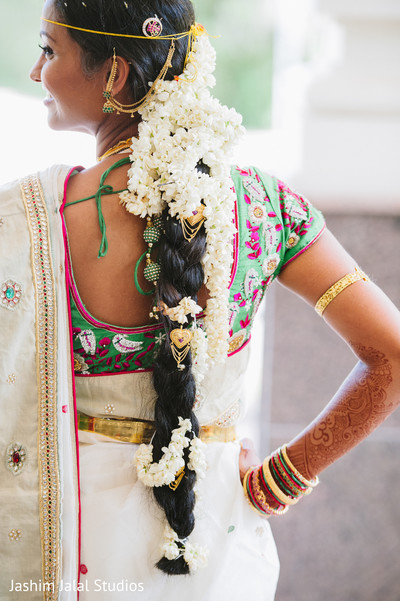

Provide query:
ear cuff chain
left=103, top=39, right=176, bottom=117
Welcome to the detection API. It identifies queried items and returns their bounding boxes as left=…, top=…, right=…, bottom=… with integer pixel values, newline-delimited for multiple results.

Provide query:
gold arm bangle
left=280, top=445, right=319, bottom=489
left=315, top=267, right=370, bottom=316
left=262, top=458, right=300, bottom=506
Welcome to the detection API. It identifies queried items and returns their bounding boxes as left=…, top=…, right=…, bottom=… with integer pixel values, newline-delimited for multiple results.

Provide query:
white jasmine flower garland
left=161, top=524, right=209, bottom=572
left=135, top=417, right=209, bottom=570
left=120, top=32, right=244, bottom=369
left=135, top=417, right=206, bottom=487
left=127, top=29, right=243, bottom=573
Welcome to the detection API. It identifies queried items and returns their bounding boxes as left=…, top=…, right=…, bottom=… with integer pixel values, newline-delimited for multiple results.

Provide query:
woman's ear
left=103, top=53, right=131, bottom=97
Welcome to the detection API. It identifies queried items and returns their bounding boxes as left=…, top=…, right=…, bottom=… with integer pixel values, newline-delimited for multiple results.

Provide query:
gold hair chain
left=102, top=40, right=176, bottom=117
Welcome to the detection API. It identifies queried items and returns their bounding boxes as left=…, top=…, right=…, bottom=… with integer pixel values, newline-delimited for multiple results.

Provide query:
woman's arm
left=277, top=228, right=400, bottom=480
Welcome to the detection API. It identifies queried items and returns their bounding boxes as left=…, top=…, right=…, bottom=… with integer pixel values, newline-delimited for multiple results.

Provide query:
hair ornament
left=181, top=205, right=206, bottom=242
left=120, top=33, right=244, bottom=374
left=135, top=420, right=208, bottom=568
left=142, top=15, right=163, bottom=38
left=170, top=328, right=193, bottom=370
left=159, top=297, right=202, bottom=325
left=169, top=466, right=185, bottom=491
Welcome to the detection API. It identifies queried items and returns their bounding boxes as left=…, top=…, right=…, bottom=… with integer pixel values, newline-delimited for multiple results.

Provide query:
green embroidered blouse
left=65, top=164, right=325, bottom=376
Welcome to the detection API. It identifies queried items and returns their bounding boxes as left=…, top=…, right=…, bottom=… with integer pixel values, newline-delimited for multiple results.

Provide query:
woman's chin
left=45, top=108, right=67, bottom=132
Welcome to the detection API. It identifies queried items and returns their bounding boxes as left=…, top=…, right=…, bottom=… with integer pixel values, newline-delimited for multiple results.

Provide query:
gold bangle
left=262, top=458, right=300, bottom=506
left=243, top=466, right=268, bottom=517
left=280, top=446, right=319, bottom=489
left=314, top=267, right=370, bottom=316
left=271, top=454, right=304, bottom=498
left=252, top=467, right=289, bottom=516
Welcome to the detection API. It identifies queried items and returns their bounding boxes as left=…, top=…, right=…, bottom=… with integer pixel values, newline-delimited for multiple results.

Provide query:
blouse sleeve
left=272, top=176, right=325, bottom=270
left=226, top=166, right=325, bottom=355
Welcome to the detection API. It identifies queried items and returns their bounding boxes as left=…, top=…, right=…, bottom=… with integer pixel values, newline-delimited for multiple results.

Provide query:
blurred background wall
left=1, top=0, right=399, bottom=599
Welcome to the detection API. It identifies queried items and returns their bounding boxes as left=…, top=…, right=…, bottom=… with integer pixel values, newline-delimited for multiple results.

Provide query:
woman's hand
left=239, top=438, right=261, bottom=482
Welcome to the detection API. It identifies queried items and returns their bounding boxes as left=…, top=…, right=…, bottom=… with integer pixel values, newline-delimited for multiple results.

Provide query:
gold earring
left=102, top=40, right=176, bottom=117
left=103, top=49, right=118, bottom=114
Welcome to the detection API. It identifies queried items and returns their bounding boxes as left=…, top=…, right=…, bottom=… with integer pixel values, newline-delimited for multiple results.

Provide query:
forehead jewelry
left=143, top=15, right=163, bottom=38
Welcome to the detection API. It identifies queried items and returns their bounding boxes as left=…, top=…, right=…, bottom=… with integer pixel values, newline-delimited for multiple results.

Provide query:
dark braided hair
left=153, top=165, right=208, bottom=574
left=54, top=0, right=208, bottom=575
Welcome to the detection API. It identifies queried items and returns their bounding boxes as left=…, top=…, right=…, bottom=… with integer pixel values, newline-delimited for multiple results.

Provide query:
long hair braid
left=152, top=165, right=208, bottom=575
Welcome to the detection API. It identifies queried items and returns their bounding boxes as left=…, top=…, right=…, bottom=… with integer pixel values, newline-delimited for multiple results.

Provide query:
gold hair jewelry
left=102, top=41, right=176, bottom=117
left=315, top=267, right=370, bottom=317
left=170, top=327, right=193, bottom=370
left=181, top=205, right=206, bottom=242
left=41, top=19, right=210, bottom=70
left=169, top=466, right=185, bottom=491
left=143, top=15, right=163, bottom=38
left=41, top=18, right=206, bottom=41
left=97, top=137, right=132, bottom=162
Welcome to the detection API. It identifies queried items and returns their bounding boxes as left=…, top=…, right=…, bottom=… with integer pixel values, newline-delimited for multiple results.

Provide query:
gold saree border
left=21, top=176, right=60, bottom=601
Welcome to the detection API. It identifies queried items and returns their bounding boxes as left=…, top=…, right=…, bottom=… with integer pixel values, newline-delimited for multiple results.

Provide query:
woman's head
left=30, top=0, right=195, bottom=132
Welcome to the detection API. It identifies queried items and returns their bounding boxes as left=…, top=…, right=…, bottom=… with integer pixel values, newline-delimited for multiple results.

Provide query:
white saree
left=0, top=169, right=279, bottom=601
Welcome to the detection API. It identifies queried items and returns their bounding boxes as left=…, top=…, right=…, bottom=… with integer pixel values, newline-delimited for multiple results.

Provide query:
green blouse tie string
left=64, top=156, right=131, bottom=258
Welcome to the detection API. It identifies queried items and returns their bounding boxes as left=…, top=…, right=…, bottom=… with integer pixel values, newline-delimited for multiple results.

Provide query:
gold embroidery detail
left=1, top=280, right=23, bottom=311
left=21, top=176, right=60, bottom=599
left=228, top=330, right=246, bottom=354
left=213, top=400, right=241, bottom=427
left=8, top=529, right=22, bottom=542
left=7, top=373, right=17, bottom=385
left=104, top=403, right=116, bottom=415
left=6, top=442, right=27, bottom=475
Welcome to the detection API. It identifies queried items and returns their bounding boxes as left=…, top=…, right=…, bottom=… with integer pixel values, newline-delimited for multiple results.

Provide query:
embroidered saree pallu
left=0, top=168, right=79, bottom=601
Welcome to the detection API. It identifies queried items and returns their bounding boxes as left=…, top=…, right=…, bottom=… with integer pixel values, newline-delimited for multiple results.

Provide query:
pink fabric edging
left=62, top=166, right=84, bottom=597
left=75, top=367, right=154, bottom=378
left=228, top=335, right=251, bottom=358
left=229, top=197, right=239, bottom=289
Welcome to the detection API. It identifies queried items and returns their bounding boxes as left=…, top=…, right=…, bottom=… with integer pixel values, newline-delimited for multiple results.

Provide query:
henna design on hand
left=287, top=344, right=394, bottom=480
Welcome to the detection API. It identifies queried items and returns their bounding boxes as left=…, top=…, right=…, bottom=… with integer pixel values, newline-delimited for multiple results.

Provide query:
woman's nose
left=29, top=57, right=43, bottom=83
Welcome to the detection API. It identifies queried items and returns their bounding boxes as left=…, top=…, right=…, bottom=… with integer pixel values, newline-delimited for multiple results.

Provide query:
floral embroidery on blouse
left=226, top=166, right=325, bottom=351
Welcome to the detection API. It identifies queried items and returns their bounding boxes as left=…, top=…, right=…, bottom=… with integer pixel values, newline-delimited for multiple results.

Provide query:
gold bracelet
left=280, top=446, right=319, bottom=489
left=252, top=467, right=289, bottom=516
left=271, top=454, right=304, bottom=498
left=315, top=267, right=370, bottom=316
left=242, top=466, right=268, bottom=517
left=262, top=458, right=300, bottom=506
